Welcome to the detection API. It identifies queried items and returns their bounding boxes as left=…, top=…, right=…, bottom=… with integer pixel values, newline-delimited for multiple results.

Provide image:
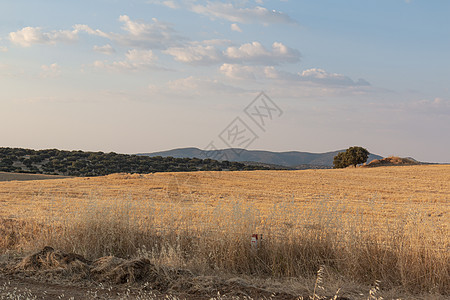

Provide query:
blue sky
left=1, top=0, right=449, bottom=162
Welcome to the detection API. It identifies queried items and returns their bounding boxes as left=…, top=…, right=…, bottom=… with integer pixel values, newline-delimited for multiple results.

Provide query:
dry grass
left=0, top=165, right=449, bottom=298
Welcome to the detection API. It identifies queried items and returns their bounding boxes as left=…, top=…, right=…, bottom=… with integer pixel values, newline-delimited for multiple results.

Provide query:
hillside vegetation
left=0, top=147, right=270, bottom=176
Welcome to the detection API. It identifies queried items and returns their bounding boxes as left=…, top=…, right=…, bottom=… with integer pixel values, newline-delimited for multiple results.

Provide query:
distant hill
left=363, top=156, right=422, bottom=168
left=139, top=148, right=384, bottom=169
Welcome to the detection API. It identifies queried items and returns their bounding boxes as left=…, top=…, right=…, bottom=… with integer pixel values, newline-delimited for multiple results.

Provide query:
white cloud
left=231, top=23, right=242, bottom=32
left=299, top=68, right=370, bottom=86
left=189, top=2, right=295, bottom=24
left=0, top=46, right=7, bottom=52
left=219, top=64, right=296, bottom=81
left=125, top=48, right=156, bottom=63
left=164, top=44, right=223, bottom=64
left=40, top=63, right=61, bottom=78
left=149, top=68, right=373, bottom=100
left=113, top=15, right=185, bottom=49
left=220, top=65, right=370, bottom=87
left=93, top=44, right=116, bottom=55
left=218, top=64, right=373, bottom=99
left=9, top=16, right=184, bottom=50
left=165, top=41, right=300, bottom=65
left=93, top=49, right=158, bottom=71
left=86, top=15, right=185, bottom=49
left=9, top=27, right=78, bottom=47
left=219, top=63, right=257, bottom=80
left=162, top=0, right=179, bottom=9
left=143, top=64, right=373, bottom=100
left=225, top=42, right=300, bottom=64
left=73, top=24, right=109, bottom=38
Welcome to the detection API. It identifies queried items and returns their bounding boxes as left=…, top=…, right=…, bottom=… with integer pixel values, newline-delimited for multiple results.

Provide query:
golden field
left=1, top=165, right=448, bottom=233
left=0, top=165, right=449, bottom=297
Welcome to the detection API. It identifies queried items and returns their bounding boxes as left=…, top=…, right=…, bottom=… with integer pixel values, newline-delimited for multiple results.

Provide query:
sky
left=1, top=0, right=449, bottom=163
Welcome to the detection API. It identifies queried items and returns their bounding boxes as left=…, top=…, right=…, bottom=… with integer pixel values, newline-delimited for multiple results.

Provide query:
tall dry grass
left=1, top=192, right=448, bottom=296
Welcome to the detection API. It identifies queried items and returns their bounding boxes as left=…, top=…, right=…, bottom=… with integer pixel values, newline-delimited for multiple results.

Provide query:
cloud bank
left=165, top=41, right=300, bottom=65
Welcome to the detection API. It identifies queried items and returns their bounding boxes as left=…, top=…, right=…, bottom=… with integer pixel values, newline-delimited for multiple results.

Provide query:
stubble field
left=0, top=165, right=449, bottom=299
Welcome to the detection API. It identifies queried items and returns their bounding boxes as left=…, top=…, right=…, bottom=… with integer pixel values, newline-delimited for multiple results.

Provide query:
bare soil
left=0, top=172, right=70, bottom=182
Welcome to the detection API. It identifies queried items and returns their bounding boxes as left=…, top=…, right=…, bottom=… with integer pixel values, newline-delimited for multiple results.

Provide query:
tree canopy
left=333, top=146, right=369, bottom=168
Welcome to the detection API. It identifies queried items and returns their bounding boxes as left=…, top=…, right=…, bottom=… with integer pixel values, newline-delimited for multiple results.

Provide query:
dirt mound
left=7, top=247, right=353, bottom=299
left=15, top=246, right=90, bottom=271
left=11, top=247, right=189, bottom=290
left=364, top=156, right=421, bottom=167
left=13, top=246, right=91, bottom=282
left=91, top=256, right=168, bottom=287
left=8, top=248, right=283, bottom=297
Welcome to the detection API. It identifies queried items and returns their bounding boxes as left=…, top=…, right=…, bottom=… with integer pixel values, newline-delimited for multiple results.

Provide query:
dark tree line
left=0, top=147, right=271, bottom=176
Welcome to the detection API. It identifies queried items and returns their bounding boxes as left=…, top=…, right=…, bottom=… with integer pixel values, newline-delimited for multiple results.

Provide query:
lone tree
left=333, top=146, right=369, bottom=168
left=333, top=152, right=348, bottom=169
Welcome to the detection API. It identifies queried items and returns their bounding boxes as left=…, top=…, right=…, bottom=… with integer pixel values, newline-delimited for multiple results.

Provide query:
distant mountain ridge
left=139, top=148, right=384, bottom=169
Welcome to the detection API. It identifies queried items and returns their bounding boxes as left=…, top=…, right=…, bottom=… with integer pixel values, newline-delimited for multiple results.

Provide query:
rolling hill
left=139, top=148, right=384, bottom=169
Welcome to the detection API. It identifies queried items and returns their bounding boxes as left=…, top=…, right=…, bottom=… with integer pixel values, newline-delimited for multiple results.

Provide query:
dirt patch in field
left=0, top=171, right=70, bottom=182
